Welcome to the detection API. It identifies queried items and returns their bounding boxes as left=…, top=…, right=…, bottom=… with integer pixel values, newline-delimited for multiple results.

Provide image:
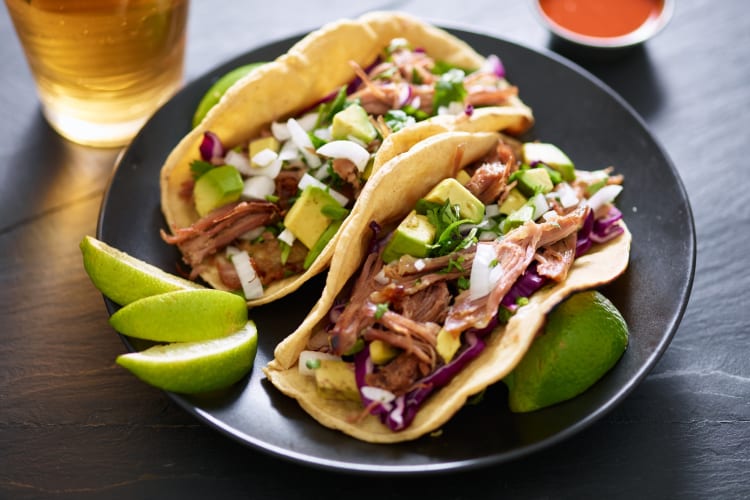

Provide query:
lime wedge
left=192, top=62, right=266, bottom=127
left=109, top=289, right=248, bottom=342
left=116, top=321, right=258, bottom=394
left=505, top=291, right=628, bottom=412
left=80, top=235, right=202, bottom=306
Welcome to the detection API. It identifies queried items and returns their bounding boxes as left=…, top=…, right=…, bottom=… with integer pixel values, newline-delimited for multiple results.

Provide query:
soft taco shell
left=264, top=133, right=632, bottom=443
left=160, top=11, right=533, bottom=306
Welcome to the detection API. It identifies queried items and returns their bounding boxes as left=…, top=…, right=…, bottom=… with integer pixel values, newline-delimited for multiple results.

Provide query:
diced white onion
left=529, top=193, right=549, bottom=220
left=287, top=117, right=322, bottom=168
left=556, top=182, right=580, bottom=209
left=242, top=175, right=276, bottom=201
left=230, top=250, right=264, bottom=299
left=374, top=268, right=390, bottom=285
left=317, top=141, right=370, bottom=172
left=410, top=96, right=421, bottom=110
left=271, top=121, right=291, bottom=141
left=298, top=350, right=341, bottom=376
left=361, top=386, right=396, bottom=404
left=247, top=157, right=283, bottom=179
left=298, top=173, right=349, bottom=206
left=312, top=165, right=331, bottom=181
left=238, top=226, right=266, bottom=241
left=542, top=210, right=559, bottom=222
left=278, top=139, right=300, bottom=161
left=414, top=259, right=426, bottom=271
left=225, top=245, right=241, bottom=257
left=470, top=242, right=504, bottom=299
left=313, top=127, right=332, bottom=142
left=485, top=204, right=499, bottom=218
left=224, top=149, right=253, bottom=176
left=278, top=227, right=296, bottom=246
left=316, top=140, right=371, bottom=172
left=587, top=184, right=623, bottom=212
left=251, top=148, right=278, bottom=168
left=296, top=112, right=319, bottom=131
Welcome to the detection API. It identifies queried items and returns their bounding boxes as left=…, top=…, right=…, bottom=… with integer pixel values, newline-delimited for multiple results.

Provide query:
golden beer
left=5, top=0, right=189, bottom=147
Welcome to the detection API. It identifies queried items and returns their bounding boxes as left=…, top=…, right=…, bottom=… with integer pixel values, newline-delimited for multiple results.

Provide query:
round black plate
left=97, top=27, right=694, bottom=474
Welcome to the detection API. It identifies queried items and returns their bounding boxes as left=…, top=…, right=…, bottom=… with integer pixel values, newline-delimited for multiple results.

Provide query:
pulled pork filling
left=304, top=138, right=625, bottom=431
left=162, top=40, right=523, bottom=295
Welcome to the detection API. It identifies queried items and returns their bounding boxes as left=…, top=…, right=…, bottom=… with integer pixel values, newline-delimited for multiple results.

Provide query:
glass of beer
left=5, top=0, right=189, bottom=148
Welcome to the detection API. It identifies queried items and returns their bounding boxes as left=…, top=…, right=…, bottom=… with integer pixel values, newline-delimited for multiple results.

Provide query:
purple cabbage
left=501, top=264, right=547, bottom=310
left=199, top=131, right=224, bottom=165
left=355, top=332, right=487, bottom=431
left=576, top=206, right=624, bottom=256
left=591, top=206, right=625, bottom=243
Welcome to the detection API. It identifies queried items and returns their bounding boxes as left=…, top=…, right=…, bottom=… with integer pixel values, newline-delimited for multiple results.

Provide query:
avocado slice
left=516, top=168, right=554, bottom=197
left=248, top=136, right=280, bottom=167
left=314, top=359, right=360, bottom=401
left=284, top=186, right=341, bottom=249
left=382, top=210, right=436, bottom=263
left=423, top=178, right=485, bottom=223
left=331, top=104, right=378, bottom=144
left=193, top=165, right=244, bottom=216
left=498, top=188, right=528, bottom=215
left=522, top=142, right=575, bottom=182
left=369, top=339, right=400, bottom=365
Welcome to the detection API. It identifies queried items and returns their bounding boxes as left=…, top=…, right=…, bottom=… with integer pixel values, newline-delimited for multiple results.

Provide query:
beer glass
left=5, top=0, right=189, bottom=147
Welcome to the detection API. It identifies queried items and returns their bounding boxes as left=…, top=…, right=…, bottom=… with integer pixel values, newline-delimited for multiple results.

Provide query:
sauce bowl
left=533, top=0, right=674, bottom=54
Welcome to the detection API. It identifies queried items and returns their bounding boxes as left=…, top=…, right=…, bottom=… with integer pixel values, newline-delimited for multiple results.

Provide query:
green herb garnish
left=374, top=302, right=390, bottom=319
left=189, top=159, right=214, bottom=180
left=432, top=68, right=467, bottom=112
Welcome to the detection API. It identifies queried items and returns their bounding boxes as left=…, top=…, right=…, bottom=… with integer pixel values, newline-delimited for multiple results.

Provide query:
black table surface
left=1, top=1, right=748, bottom=498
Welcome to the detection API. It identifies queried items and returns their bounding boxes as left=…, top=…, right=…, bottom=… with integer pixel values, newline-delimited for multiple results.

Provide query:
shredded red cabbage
left=577, top=206, right=624, bottom=256
left=501, top=263, right=547, bottom=310
left=591, top=207, right=624, bottom=243
left=343, top=205, right=626, bottom=432
left=355, top=332, right=486, bottom=431
left=199, top=131, right=224, bottom=165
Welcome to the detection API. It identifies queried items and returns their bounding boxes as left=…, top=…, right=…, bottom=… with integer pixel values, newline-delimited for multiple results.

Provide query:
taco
left=264, top=132, right=631, bottom=443
left=159, top=11, right=533, bottom=306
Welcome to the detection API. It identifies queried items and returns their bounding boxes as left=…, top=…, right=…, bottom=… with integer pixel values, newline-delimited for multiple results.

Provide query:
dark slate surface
left=1, top=1, right=747, bottom=498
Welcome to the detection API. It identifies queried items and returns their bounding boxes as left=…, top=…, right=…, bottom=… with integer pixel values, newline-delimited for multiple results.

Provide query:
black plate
left=97, top=27, right=694, bottom=474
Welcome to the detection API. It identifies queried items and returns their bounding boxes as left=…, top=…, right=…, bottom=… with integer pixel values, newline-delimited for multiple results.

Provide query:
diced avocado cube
left=423, top=178, right=485, bottom=223
left=382, top=210, right=436, bottom=263
left=436, top=329, right=461, bottom=363
left=193, top=165, right=244, bottom=216
left=314, top=359, right=360, bottom=401
left=248, top=136, right=280, bottom=168
left=522, top=142, right=575, bottom=182
left=516, top=168, right=554, bottom=197
left=498, top=188, right=528, bottom=215
left=455, top=169, right=472, bottom=185
left=332, top=104, right=378, bottom=144
left=501, top=204, right=534, bottom=233
left=284, top=186, right=340, bottom=249
left=369, top=340, right=400, bottom=365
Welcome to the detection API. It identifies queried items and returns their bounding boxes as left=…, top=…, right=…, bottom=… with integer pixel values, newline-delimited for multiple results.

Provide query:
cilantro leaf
left=433, top=69, right=467, bottom=113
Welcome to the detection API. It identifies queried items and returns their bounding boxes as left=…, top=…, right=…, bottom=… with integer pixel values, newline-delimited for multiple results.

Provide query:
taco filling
left=161, top=38, right=525, bottom=301
left=293, top=137, right=627, bottom=432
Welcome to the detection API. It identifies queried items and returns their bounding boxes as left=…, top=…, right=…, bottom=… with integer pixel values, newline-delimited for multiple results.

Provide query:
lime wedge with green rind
left=80, top=235, right=202, bottom=306
left=109, top=289, right=248, bottom=342
left=192, top=62, right=266, bottom=127
left=116, top=321, right=258, bottom=394
left=505, top=290, right=628, bottom=413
